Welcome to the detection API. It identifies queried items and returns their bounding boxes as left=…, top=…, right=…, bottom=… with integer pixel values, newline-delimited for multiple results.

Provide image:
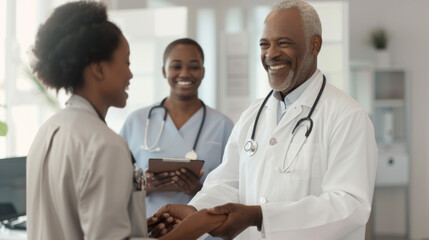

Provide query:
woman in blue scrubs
left=120, top=38, right=234, bottom=218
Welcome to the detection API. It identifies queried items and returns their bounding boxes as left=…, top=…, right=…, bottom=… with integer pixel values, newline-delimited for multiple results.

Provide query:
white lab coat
left=26, top=95, right=153, bottom=240
left=190, top=70, right=378, bottom=240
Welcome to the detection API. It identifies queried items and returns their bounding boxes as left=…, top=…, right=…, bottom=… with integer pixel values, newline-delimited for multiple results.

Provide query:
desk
left=0, top=225, right=26, bottom=240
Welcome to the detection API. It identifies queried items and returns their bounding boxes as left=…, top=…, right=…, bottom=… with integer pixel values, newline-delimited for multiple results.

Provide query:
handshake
left=147, top=203, right=263, bottom=240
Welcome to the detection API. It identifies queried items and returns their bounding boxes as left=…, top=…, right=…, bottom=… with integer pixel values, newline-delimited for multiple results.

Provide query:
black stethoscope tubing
left=250, top=75, right=326, bottom=143
left=147, top=97, right=207, bottom=152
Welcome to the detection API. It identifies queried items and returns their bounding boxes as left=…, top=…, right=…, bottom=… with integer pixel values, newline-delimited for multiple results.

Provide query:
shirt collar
left=273, top=69, right=320, bottom=109
left=66, top=94, right=105, bottom=123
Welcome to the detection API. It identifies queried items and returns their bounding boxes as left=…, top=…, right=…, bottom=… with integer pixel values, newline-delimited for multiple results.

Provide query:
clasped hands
left=147, top=203, right=262, bottom=240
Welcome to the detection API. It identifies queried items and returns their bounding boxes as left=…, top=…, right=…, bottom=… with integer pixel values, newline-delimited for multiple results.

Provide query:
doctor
left=26, top=2, right=225, bottom=239
left=150, top=0, right=378, bottom=239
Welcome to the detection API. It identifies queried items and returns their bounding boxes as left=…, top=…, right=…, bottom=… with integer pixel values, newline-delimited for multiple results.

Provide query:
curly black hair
left=32, top=1, right=122, bottom=93
left=163, top=38, right=205, bottom=66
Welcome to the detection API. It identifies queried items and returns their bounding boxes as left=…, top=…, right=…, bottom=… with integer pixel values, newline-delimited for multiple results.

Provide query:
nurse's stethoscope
left=244, top=75, right=326, bottom=173
left=141, top=97, right=206, bottom=160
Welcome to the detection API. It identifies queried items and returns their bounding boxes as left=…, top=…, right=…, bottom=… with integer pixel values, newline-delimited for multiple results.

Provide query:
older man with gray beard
left=148, top=1, right=378, bottom=239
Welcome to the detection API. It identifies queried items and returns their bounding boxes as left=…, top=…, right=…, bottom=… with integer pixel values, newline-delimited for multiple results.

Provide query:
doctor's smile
left=269, top=64, right=287, bottom=70
left=266, top=62, right=293, bottom=75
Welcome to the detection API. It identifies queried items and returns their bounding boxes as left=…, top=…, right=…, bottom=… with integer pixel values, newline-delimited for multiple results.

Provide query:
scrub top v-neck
left=120, top=101, right=234, bottom=217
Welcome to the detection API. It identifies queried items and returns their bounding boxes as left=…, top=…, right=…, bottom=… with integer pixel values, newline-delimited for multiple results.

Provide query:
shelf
left=374, top=66, right=405, bottom=72
left=376, top=140, right=407, bottom=147
left=350, top=63, right=409, bottom=239
left=350, top=62, right=405, bottom=72
left=373, top=100, right=404, bottom=107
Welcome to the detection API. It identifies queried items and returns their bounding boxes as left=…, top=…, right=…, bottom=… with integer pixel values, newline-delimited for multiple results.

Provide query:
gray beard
left=276, top=53, right=314, bottom=94
left=272, top=69, right=295, bottom=92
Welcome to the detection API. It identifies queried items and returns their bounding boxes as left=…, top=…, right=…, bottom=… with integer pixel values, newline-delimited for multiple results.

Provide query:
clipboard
left=148, top=158, right=205, bottom=176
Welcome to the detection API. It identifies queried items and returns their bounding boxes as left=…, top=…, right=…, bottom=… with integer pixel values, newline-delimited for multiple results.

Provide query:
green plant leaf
left=22, top=65, right=60, bottom=110
left=0, top=120, right=7, bottom=136
left=370, top=28, right=388, bottom=49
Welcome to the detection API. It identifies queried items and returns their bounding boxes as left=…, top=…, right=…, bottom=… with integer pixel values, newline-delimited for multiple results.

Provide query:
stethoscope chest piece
left=244, top=139, right=258, bottom=156
left=185, top=150, right=198, bottom=160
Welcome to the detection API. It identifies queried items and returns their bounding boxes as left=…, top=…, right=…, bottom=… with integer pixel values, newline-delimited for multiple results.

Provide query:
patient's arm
left=148, top=204, right=197, bottom=237
left=159, top=209, right=226, bottom=240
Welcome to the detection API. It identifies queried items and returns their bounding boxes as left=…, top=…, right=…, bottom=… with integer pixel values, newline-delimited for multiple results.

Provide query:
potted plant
left=23, top=65, right=60, bottom=110
left=0, top=65, right=60, bottom=137
left=0, top=104, right=7, bottom=137
left=370, top=27, right=390, bottom=67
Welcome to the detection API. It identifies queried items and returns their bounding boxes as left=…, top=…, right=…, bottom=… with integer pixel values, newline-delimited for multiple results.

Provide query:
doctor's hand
left=147, top=204, right=197, bottom=238
left=172, top=168, right=204, bottom=196
left=207, top=203, right=263, bottom=240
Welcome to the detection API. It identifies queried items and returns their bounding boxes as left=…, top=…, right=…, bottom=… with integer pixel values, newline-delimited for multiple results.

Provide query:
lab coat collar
left=266, top=69, right=323, bottom=110
left=66, top=94, right=104, bottom=122
left=264, top=69, right=324, bottom=131
left=295, top=69, right=324, bottom=109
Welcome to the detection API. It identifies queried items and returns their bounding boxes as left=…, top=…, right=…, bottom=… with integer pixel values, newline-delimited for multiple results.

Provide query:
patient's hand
left=147, top=204, right=197, bottom=237
left=159, top=209, right=227, bottom=240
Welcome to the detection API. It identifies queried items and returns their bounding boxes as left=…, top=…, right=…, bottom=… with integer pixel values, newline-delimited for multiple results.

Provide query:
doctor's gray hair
left=272, top=0, right=322, bottom=49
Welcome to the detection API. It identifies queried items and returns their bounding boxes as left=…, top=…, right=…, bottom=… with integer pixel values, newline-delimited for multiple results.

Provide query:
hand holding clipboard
left=146, top=158, right=205, bottom=195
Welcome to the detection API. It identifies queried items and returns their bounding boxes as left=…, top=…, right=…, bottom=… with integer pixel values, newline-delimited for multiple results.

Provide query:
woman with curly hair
left=26, top=1, right=224, bottom=239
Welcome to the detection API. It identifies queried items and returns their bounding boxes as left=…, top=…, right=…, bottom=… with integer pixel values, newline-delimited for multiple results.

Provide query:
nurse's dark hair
left=32, top=1, right=122, bottom=93
left=163, top=38, right=205, bottom=65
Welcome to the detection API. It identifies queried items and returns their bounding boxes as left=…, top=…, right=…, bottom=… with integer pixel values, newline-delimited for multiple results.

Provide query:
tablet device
left=148, top=158, right=205, bottom=176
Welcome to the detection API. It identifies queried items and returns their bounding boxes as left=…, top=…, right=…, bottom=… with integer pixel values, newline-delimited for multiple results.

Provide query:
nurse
left=26, top=2, right=225, bottom=239
left=150, top=0, right=378, bottom=239
left=120, top=38, right=234, bottom=217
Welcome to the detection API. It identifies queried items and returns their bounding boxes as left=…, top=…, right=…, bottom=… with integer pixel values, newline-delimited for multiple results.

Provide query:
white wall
left=348, top=0, right=429, bottom=239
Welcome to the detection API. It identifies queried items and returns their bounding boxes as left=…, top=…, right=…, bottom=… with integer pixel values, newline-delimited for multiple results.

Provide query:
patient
left=27, top=1, right=224, bottom=239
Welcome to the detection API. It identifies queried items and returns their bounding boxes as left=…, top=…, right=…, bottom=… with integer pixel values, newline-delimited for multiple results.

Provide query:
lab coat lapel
left=297, top=71, right=325, bottom=112
left=264, top=95, right=279, bottom=135
left=276, top=72, right=324, bottom=132
left=277, top=102, right=303, bottom=132
left=275, top=72, right=325, bottom=165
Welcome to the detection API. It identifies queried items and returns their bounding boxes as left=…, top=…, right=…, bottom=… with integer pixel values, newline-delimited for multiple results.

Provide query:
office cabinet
left=350, top=64, right=409, bottom=239
left=376, top=144, right=409, bottom=186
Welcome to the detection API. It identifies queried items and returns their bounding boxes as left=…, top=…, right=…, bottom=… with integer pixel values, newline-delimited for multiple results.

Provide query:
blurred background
left=0, top=0, right=428, bottom=239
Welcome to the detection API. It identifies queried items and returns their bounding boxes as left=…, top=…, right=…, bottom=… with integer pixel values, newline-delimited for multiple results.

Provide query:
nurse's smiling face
left=260, top=8, right=318, bottom=94
left=163, top=44, right=205, bottom=101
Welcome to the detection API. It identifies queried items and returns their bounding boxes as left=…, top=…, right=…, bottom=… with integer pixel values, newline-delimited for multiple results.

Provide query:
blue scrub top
left=120, top=102, right=234, bottom=217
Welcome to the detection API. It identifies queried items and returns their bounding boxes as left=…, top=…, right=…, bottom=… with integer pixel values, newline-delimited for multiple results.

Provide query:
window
left=1, top=0, right=62, bottom=157
left=0, top=0, right=7, bottom=156
left=107, top=7, right=188, bottom=133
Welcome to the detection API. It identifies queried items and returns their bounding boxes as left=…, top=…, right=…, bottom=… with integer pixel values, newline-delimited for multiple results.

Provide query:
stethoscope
left=141, top=97, right=206, bottom=160
left=244, top=75, right=326, bottom=172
